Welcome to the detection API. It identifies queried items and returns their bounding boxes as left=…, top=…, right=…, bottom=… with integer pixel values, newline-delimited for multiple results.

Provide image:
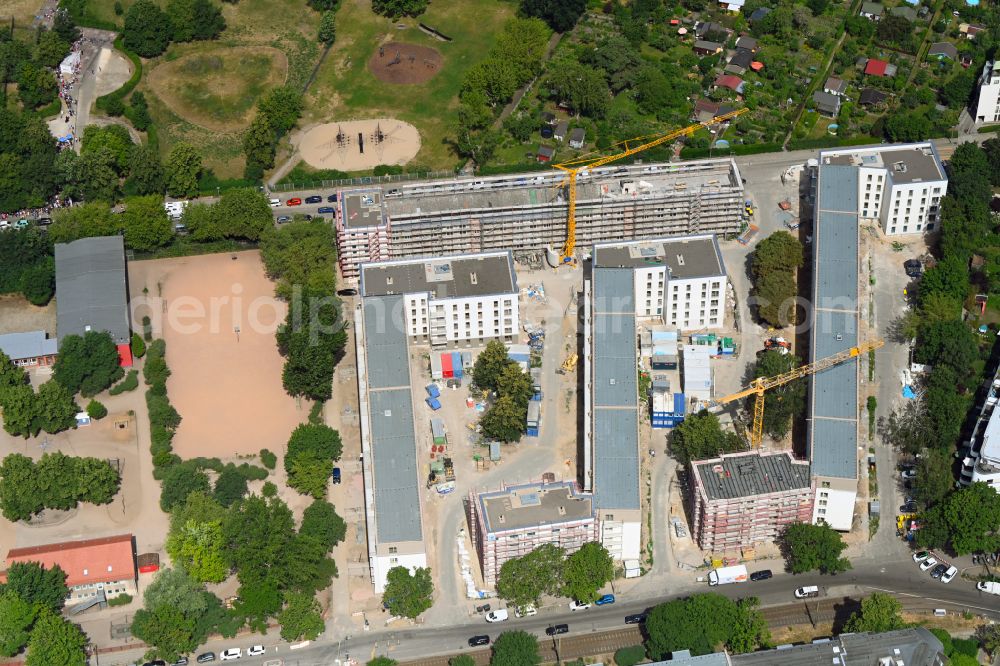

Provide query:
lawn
left=303, top=0, right=516, bottom=171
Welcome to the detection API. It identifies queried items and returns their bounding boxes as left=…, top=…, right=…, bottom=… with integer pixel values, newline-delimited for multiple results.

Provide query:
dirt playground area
left=296, top=118, right=421, bottom=171
left=128, top=251, right=304, bottom=458
left=367, top=41, right=442, bottom=85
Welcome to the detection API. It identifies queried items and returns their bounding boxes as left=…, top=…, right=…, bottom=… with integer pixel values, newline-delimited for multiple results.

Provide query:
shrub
left=262, top=481, right=278, bottom=497
left=236, top=463, right=268, bottom=481
left=615, top=645, right=647, bottom=666
left=260, top=448, right=277, bottom=470
left=142, top=315, right=152, bottom=341
left=308, top=401, right=324, bottom=425
left=107, top=593, right=132, bottom=606
left=952, top=638, right=979, bottom=658
left=109, top=370, right=139, bottom=395
left=146, top=393, right=181, bottom=429
left=86, top=400, right=108, bottom=420
left=131, top=333, right=146, bottom=358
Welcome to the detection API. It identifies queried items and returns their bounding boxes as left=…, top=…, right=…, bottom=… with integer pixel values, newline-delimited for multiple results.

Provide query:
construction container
left=426, top=396, right=442, bottom=410
left=137, top=552, right=160, bottom=574
left=652, top=392, right=687, bottom=428
left=462, top=351, right=473, bottom=369
left=489, top=441, right=501, bottom=461
left=441, top=352, right=454, bottom=378
left=526, top=399, right=541, bottom=437
left=430, top=354, right=443, bottom=380
left=426, top=383, right=441, bottom=399
left=431, top=418, right=447, bottom=445
left=452, top=352, right=464, bottom=379
left=683, top=345, right=712, bottom=402
left=507, top=343, right=531, bottom=363
left=719, top=337, right=736, bottom=355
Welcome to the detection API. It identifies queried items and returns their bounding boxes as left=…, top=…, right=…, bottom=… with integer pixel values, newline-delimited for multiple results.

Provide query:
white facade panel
left=812, top=487, right=856, bottom=531
left=974, top=61, right=1000, bottom=124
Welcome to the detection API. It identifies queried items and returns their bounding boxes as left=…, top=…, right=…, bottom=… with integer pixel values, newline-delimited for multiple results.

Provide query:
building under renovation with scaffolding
left=335, top=158, right=745, bottom=278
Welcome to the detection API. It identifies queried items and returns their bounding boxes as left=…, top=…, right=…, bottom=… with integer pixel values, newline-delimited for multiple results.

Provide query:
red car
left=286, top=198, right=302, bottom=206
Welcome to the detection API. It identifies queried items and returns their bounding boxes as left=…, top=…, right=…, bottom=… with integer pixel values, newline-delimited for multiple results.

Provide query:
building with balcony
left=974, top=60, right=1000, bottom=125
left=960, top=368, right=1000, bottom=490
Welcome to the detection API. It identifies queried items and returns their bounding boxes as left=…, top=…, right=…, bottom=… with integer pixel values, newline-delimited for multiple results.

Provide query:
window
left=388, top=546, right=397, bottom=554
left=818, top=509, right=826, bottom=515
left=390, top=557, right=399, bottom=564
left=821, top=481, right=830, bottom=488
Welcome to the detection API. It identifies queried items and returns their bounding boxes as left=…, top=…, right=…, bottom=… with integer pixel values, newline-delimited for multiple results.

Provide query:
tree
left=81, top=124, right=134, bottom=174
left=918, top=483, right=1000, bottom=554
left=382, top=566, right=433, bottom=619
left=914, top=318, right=978, bottom=379
left=166, top=492, right=228, bottom=583
left=843, top=592, right=904, bottom=633
left=753, top=269, right=798, bottom=327
left=24, top=608, right=86, bottom=666
left=52, top=9, right=80, bottom=42
left=16, top=62, right=57, bottom=110
left=213, top=465, right=248, bottom=508
left=130, top=333, right=146, bottom=360
left=752, top=231, right=803, bottom=277
left=32, top=380, right=79, bottom=434
left=371, top=0, right=428, bottom=19
left=941, top=69, right=976, bottom=109
left=876, top=14, right=913, bottom=48
left=561, top=542, right=613, bottom=603
left=0, top=384, right=37, bottom=437
left=728, top=597, right=771, bottom=654
left=318, top=11, right=336, bottom=44
left=0, top=352, right=28, bottom=390
left=480, top=395, right=525, bottom=442
left=752, top=351, right=806, bottom=439
left=521, top=0, right=586, bottom=32
left=74, top=456, right=121, bottom=504
left=128, top=91, right=153, bottom=132
left=278, top=592, right=324, bottom=641
left=257, top=86, right=303, bottom=137
left=127, top=144, right=165, bottom=195
left=286, top=424, right=343, bottom=471
left=645, top=593, right=768, bottom=658
left=287, top=450, right=331, bottom=498
left=52, top=330, right=123, bottom=396
left=490, top=631, right=540, bottom=666
left=496, top=543, right=565, bottom=607
left=983, top=138, right=1000, bottom=187
left=34, top=30, right=71, bottom=69
left=159, top=464, right=211, bottom=512
left=0, top=590, right=36, bottom=657
left=299, top=499, right=347, bottom=550
left=165, top=143, right=203, bottom=199
left=123, top=0, right=173, bottom=57
left=242, top=115, right=276, bottom=179
left=546, top=61, right=609, bottom=118
left=168, top=0, right=225, bottom=41
left=0, top=109, right=60, bottom=212
left=496, top=364, right=534, bottom=408
left=0, top=453, right=43, bottom=519
left=669, top=410, right=743, bottom=464
left=122, top=195, right=173, bottom=251
left=212, top=188, right=273, bottom=240
left=222, top=494, right=296, bottom=586
left=782, top=522, right=851, bottom=574
left=131, top=603, right=197, bottom=663
left=0, top=453, right=119, bottom=519
left=474, top=340, right=514, bottom=392
left=806, top=0, right=828, bottom=15
left=5, top=561, right=69, bottom=612
left=977, top=624, right=1000, bottom=658
left=19, top=259, right=55, bottom=306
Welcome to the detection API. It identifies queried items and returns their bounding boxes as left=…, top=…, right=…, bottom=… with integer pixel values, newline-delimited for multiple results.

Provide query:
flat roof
left=694, top=452, right=811, bottom=501
left=54, top=236, right=130, bottom=344
left=591, top=267, right=640, bottom=511
left=341, top=189, right=384, bottom=230
left=368, top=388, right=423, bottom=544
left=809, top=163, right=860, bottom=480
left=0, top=331, right=58, bottom=361
left=362, top=297, right=410, bottom=389
left=821, top=143, right=946, bottom=185
left=734, top=628, right=944, bottom=666
left=360, top=251, right=517, bottom=298
left=592, top=235, right=726, bottom=280
left=479, top=482, right=595, bottom=533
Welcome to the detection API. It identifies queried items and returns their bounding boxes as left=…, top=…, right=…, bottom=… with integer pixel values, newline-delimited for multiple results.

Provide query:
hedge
left=95, top=36, right=142, bottom=113
left=614, top=645, right=647, bottom=666
left=679, top=142, right=783, bottom=159
left=109, top=370, right=139, bottom=395
left=978, top=124, right=1000, bottom=134
left=107, top=593, right=133, bottom=606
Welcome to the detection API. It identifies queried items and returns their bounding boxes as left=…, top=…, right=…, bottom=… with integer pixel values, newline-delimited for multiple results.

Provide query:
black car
left=468, top=635, right=490, bottom=647
left=930, top=563, right=948, bottom=579
left=318, top=206, right=336, bottom=214
left=36, top=217, right=52, bottom=225
left=904, top=259, right=923, bottom=278
left=142, top=661, right=166, bottom=666
left=171, top=658, right=189, bottom=666
left=624, top=613, right=647, bottom=625
left=545, top=624, right=569, bottom=636
left=337, top=288, right=358, bottom=297
left=326, top=193, right=338, bottom=202
left=304, top=195, right=323, bottom=204
left=900, top=501, right=917, bottom=513
left=196, top=654, right=216, bottom=664
left=749, top=569, right=773, bottom=581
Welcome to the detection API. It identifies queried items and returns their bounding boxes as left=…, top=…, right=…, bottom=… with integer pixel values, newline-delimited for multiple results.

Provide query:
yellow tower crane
left=711, top=339, right=885, bottom=448
left=551, top=108, right=748, bottom=264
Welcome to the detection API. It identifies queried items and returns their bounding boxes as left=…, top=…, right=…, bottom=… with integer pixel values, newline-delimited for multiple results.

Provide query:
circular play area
left=367, top=42, right=443, bottom=85
left=297, top=119, right=421, bottom=171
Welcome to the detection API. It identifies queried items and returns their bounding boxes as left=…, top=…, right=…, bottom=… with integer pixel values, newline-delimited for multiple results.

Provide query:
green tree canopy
left=751, top=231, right=803, bottom=278
left=521, top=0, right=585, bottom=32
left=318, top=11, right=336, bottom=44
left=166, top=492, right=229, bottom=583
left=480, top=394, right=525, bottom=443
left=917, top=482, right=1000, bottom=554
left=752, top=351, right=806, bottom=439
left=167, top=0, right=225, bottom=41
left=383, top=566, right=433, bottom=619
left=490, top=630, right=540, bottom=666
left=371, top=0, right=428, bottom=18
left=546, top=61, right=609, bottom=118
left=123, top=0, right=173, bottom=57
left=473, top=340, right=512, bottom=392
left=122, top=195, right=173, bottom=251
left=24, top=608, right=86, bottom=666
left=127, top=144, right=165, bottom=195
left=561, top=542, right=614, bottom=603
left=0, top=453, right=119, bottom=520
left=165, top=143, right=203, bottom=199
left=278, top=591, right=325, bottom=641
left=0, top=589, right=36, bottom=657
left=496, top=543, right=564, bottom=607
left=299, top=498, right=347, bottom=550
left=645, top=593, right=769, bottom=658
left=52, top=330, right=123, bottom=396
left=782, top=522, right=851, bottom=574
left=4, top=561, right=69, bottom=612
left=843, top=592, right=904, bottom=633
left=81, top=124, right=134, bottom=174
left=257, top=86, right=303, bottom=137
left=669, top=410, right=743, bottom=464
left=159, top=463, right=211, bottom=512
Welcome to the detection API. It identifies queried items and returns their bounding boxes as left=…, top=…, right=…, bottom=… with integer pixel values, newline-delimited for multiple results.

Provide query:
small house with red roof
left=864, top=59, right=897, bottom=77
left=714, top=74, right=745, bottom=94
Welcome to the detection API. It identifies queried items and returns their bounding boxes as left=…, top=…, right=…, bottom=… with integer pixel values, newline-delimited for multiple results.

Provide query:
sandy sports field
left=297, top=118, right=421, bottom=171
left=367, top=42, right=443, bottom=85
left=128, top=251, right=304, bottom=458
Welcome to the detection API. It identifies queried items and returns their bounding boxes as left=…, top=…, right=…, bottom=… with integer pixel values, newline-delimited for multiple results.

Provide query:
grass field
left=303, top=0, right=516, bottom=170
left=145, top=47, right=288, bottom=131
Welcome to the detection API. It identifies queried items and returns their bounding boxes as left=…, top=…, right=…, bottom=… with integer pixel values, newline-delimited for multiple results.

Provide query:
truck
left=708, top=564, right=748, bottom=586
left=978, top=581, right=1000, bottom=595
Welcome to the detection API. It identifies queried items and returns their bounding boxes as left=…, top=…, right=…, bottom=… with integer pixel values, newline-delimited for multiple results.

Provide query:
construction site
left=335, top=157, right=746, bottom=278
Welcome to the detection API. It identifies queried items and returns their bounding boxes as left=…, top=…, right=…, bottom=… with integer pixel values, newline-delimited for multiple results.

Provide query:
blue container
left=452, top=352, right=464, bottom=379
left=426, top=383, right=441, bottom=398
left=426, top=397, right=441, bottom=410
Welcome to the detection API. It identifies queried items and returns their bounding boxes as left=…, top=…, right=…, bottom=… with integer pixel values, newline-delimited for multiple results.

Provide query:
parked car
left=332, top=467, right=341, bottom=484
left=286, top=198, right=302, bottom=206
left=912, top=551, right=931, bottom=563
left=247, top=646, right=265, bottom=657
left=919, top=557, right=938, bottom=571
left=595, top=594, right=615, bottom=606
left=901, top=469, right=917, bottom=480
left=220, top=648, right=242, bottom=661
left=930, top=563, right=948, bottom=579
left=276, top=216, right=291, bottom=223
left=904, top=259, right=923, bottom=277
left=468, top=635, right=490, bottom=647
left=143, top=661, right=166, bottom=666
left=14, top=219, right=28, bottom=228
left=940, top=566, right=958, bottom=583
left=794, top=586, right=820, bottom=599
left=171, top=658, right=189, bottom=666
left=569, top=600, right=591, bottom=611
left=36, top=217, right=52, bottom=225
left=545, top=624, right=569, bottom=636
left=624, top=613, right=647, bottom=625
left=318, top=206, right=336, bottom=214
left=900, top=501, right=917, bottom=513
left=326, top=194, right=338, bottom=202
left=196, top=654, right=216, bottom=664
left=337, top=288, right=358, bottom=296
left=514, top=604, right=537, bottom=617
left=750, top=570, right=773, bottom=581
left=269, top=198, right=281, bottom=207
left=304, top=195, right=323, bottom=204
left=485, top=609, right=508, bottom=623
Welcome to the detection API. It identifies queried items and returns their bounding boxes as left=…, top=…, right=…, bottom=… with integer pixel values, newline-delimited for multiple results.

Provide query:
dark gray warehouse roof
left=592, top=235, right=726, bottom=280
left=360, top=251, right=516, bottom=299
left=363, top=296, right=410, bottom=389
left=591, top=268, right=640, bottom=511
left=808, top=164, right=860, bottom=480
left=694, top=452, right=811, bottom=501
left=54, top=236, right=130, bottom=345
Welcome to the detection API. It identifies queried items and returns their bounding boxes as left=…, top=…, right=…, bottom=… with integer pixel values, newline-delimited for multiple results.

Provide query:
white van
left=794, top=586, right=820, bottom=598
left=485, top=609, right=508, bottom=623
left=269, top=198, right=281, bottom=207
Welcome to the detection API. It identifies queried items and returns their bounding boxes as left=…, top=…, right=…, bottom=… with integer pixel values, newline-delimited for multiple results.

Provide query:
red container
left=138, top=564, right=159, bottom=574
left=441, top=353, right=454, bottom=378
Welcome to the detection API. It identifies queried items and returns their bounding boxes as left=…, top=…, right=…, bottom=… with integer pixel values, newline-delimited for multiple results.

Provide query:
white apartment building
left=359, top=251, right=519, bottom=347
left=819, top=143, right=948, bottom=236
left=974, top=60, right=1000, bottom=125
left=960, top=374, right=1000, bottom=491
left=591, top=235, right=728, bottom=330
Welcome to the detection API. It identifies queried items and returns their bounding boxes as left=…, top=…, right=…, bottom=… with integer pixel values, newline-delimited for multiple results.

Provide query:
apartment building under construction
left=335, top=158, right=745, bottom=278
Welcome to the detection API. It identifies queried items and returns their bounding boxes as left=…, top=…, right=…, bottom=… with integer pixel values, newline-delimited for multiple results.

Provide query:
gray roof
left=368, top=388, right=423, bottom=544
left=812, top=90, right=842, bottom=115
left=54, top=236, right=130, bottom=345
left=593, top=235, right=726, bottom=280
left=734, top=628, right=945, bottom=666
left=821, top=144, right=946, bottom=185
left=694, top=40, right=723, bottom=52
left=809, top=164, right=860, bottom=480
left=341, top=189, right=384, bottom=230
left=729, top=49, right=753, bottom=69
left=694, top=452, right=811, bottom=501
left=890, top=5, right=917, bottom=20
left=928, top=41, right=958, bottom=59
left=0, top=331, right=58, bottom=361
left=748, top=6, right=771, bottom=21
left=860, top=1, right=883, bottom=14
left=479, top=482, right=594, bottom=533
left=859, top=87, right=887, bottom=106
left=362, top=297, right=410, bottom=389
left=360, top=251, right=516, bottom=299
left=824, top=76, right=847, bottom=94
left=591, top=268, right=640, bottom=511
left=735, top=36, right=758, bottom=51
left=654, top=650, right=730, bottom=665
left=569, top=127, right=585, bottom=143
